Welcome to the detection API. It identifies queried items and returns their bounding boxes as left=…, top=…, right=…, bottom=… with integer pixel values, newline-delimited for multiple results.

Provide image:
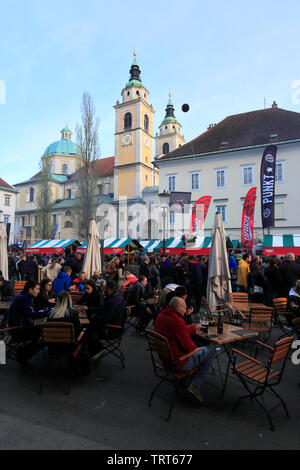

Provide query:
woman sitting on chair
left=47, top=291, right=81, bottom=353
left=34, top=278, right=56, bottom=311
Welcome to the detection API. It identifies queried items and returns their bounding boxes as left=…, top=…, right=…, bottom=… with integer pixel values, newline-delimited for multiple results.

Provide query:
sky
left=1, top=0, right=300, bottom=185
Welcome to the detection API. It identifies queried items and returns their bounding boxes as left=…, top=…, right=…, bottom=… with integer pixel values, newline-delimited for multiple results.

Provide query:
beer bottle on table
left=217, top=313, right=223, bottom=334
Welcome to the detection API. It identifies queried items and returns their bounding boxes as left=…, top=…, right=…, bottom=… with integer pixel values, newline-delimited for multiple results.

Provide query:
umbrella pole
left=100, top=238, right=104, bottom=274
left=127, top=245, right=130, bottom=265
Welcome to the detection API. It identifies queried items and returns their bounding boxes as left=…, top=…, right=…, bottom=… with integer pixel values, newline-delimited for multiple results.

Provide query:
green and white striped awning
left=77, top=238, right=142, bottom=254
left=263, top=234, right=300, bottom=255
left=26, top=239, right=80, bottom=253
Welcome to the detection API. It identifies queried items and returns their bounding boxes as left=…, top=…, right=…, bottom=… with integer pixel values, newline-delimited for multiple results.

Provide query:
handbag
left=249, top=274, right=263, bottom=295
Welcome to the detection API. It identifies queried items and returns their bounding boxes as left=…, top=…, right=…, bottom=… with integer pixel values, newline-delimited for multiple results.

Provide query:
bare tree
left=35, top=154, right=52, bottom=239
left=73, top=91, right=100, bottom=240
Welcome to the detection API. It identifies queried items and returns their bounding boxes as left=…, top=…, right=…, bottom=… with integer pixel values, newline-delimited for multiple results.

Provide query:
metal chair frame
left=231, top=336, right=294, bottom=431
left=145, top=329, right=203, bottom=421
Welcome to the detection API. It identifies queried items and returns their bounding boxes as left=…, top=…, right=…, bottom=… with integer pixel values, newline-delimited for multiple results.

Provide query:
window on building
left=104, top=183, right=109, bottom=195
left=144, top=114, right=149, bottom=131
left=242, top=166, right=253, bottom=185
left=136, top=90, right=140, bottom=96
left=4, top=195, right=10, bottom=206
left=124, top=112, right=132, bottom=130
left=4, top=215, right=9, bottom=226
left=62, top=164, right=68, bottom=175
left=168, top=175, right=176, bottom=192
left=163, top=142, right=169, bottom=154
left=98, top=184, right=103, bottom=195
left=52, top=214, right=57, bottom=225
left=170, top=211, right=175, bottom=225
left=191, top=172, right=200, bottom=190
left=29, top=187, right=35, bottom=202
left=215, top=169, right=226, bottom=188
left=21, top=216, right=25, bottom=227
left=275, top=162, right=284, bottom=182
left=127, top=91, right=130, bottom=96
left=67, top=189, right=72, bottom=199
left=64, top=221, right=73, bottom=228
left=65, top=210, right=71, bottom=216
left=216, top=205, right=227, bottom=222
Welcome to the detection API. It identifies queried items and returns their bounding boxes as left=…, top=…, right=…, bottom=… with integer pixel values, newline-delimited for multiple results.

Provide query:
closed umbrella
left=82, top=219, right=101, bottom=279
left=0, top=222, right=8, bottom=281
left=206, top=212, right=232, bottom=306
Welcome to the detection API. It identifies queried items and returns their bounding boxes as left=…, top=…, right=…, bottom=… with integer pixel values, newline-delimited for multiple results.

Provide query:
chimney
left=272, top=100, right=278, bottom=108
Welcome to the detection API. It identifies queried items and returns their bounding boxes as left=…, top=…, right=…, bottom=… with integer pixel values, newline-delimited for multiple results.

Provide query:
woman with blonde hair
left=42, top=256, right=62, bottom=281
left=47, top=291, right=80, bottom=336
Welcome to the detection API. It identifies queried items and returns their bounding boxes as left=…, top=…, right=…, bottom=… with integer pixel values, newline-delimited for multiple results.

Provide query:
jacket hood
left=57, top=271, right=69, bottom=279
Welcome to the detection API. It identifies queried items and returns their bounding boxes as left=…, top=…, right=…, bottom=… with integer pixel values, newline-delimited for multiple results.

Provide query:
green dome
left=161, top=116, right=178, bottom=125
left=125, top=79, right=145, bottom=89
left=43, top=139, right=80, bottom=157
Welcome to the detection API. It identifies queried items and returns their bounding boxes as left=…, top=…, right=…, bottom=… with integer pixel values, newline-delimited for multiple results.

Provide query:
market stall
left=262, top=234, right=300, bottom=256
left=76, top=238, right=143, bottom=255
left=25, top=239, right=80, bottom=254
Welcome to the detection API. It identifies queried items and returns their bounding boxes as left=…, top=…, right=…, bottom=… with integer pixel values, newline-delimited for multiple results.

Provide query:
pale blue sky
left=1, top=0, right=300, bottom=185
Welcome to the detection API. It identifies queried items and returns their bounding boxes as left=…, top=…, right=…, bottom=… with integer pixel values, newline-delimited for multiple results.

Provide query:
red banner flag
left=241, top=187, right=257, bottom=252
left=190, top=196, right=212, bottom=233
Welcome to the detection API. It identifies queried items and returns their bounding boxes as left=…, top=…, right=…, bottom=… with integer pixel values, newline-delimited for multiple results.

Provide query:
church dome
left=43, top=127, right=81, bottom=157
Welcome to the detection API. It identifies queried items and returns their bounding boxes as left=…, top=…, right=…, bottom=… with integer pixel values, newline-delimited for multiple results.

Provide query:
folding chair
left=241, top=306, right=274, bottom=343
left=13, top=281, right=26, bottom=297
left=272, top=298, right=294, bottom=333
left=229, top=292, right=249, bottom=303
left=0, top=325, right=29, bottom=362
left=38, top=322, right=86, bottom=395
left=145, top=329, right=203, bottom=421
left=124, top=305, right=139, bottom=332
left=231, top=336, right=294, bottom=431
left=92, top=323, right=125, bottom=369
left=201, top=296, right=231, bottom=324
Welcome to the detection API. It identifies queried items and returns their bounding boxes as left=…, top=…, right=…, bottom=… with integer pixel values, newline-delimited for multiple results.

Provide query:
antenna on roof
left=264, top=97, right=266, bottom=109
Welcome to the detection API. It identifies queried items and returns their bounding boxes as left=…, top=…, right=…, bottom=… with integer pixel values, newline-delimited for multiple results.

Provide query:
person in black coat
left=33, top=278, right=56, bottom=311
left=74, top=280, right=104, bottom=320
left=264, top=259, right=281, bottom=305
left=187, top=256, right=203, bottom=313
left=278, top=253, right=300, bottom=298
left=247, top=262, right=267, bottom=304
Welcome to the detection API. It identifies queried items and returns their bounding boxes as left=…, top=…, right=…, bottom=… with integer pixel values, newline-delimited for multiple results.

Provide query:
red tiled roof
left=0, top=178, right=15, bottom=190
left=68, top=156, right=115, bottom=181
left=159, top=107, right=300, bottom=160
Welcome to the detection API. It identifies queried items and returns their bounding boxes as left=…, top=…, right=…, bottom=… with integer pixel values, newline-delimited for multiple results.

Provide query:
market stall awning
left=184, top=236, right=240, bottom=255
left=26, top=239, right=80, bottom=254
left=262, top=234, right=300, bottom=255
left=76, top=238, right=143, bottom=254
left=140, top=240, right=163, bottom=253
left=165, top=237, right=185, bottom=254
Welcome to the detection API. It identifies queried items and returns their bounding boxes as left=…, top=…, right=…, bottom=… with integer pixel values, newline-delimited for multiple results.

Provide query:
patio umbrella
left=0, top=222, right=8, bottom=280
left=82, top=219, right=101, bottom=279
left=206, top=212, right=232, bottom=306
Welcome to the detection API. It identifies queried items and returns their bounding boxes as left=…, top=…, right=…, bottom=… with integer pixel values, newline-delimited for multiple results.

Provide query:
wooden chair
left=272, top=298, right=294, bottom=333
left=13, top=281, right=26, bottom=297
left=38, top=322, right=86, bottom=395
left=145, top=329, right=203, bottom=421
left=91, top=323, right=125, bottom=370
left=201, top=296, right=229, bottom=321
left=0, top=325, right=29, bottom=362
left=231, top=336, right=294, bottom=430
left=229, top=292, right=248, bottom=303
left=70, top=291, right=84, bottom=304
left=241, top=306, right=274, bottom=342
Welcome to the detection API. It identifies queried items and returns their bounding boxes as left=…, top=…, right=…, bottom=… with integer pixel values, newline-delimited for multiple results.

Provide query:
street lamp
left=159, top=190, right=170, bottom=256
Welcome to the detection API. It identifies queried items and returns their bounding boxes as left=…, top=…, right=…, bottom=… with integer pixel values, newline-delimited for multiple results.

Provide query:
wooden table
left=195, top=323, right=259, bottom=394
left=226, top=302, right=264, bottom=320
left=78, top=310, right=89, bottom=326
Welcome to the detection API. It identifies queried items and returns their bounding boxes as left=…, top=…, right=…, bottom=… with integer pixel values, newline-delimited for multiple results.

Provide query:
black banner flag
left=260, top=145, right=277, bottom=229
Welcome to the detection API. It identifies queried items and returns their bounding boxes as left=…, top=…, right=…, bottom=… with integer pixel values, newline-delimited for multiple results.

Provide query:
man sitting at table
left=8, top=280, right=51, bottom=364
left=154, top=296, right=215, bottom=403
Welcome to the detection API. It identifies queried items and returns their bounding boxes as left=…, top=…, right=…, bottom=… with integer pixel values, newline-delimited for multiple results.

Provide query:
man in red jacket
left=154, top=296, right=214, bottom=402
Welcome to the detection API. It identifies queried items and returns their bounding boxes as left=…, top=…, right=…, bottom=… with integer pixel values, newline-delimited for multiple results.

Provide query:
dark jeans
left=12, top=326, right=43, bottom=362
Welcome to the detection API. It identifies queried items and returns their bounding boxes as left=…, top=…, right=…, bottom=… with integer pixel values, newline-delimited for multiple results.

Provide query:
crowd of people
left=1, top=248, right=300, bottom=401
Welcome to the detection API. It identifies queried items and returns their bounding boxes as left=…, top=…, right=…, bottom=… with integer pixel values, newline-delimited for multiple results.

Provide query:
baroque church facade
left=14, top=54, right=185, bottom=244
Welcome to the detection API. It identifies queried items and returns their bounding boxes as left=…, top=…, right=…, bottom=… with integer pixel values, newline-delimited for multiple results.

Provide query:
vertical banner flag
left=50, top=224, right=59, bottom=240
left=190, top=196, right=212, bottom=233
left=260, top=145, right=277, bottom=229
left=241, top=187, right=257, bottom=252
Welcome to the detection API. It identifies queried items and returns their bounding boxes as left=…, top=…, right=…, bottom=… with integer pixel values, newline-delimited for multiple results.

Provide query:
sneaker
left=187, top=383, right=204, bottom=403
